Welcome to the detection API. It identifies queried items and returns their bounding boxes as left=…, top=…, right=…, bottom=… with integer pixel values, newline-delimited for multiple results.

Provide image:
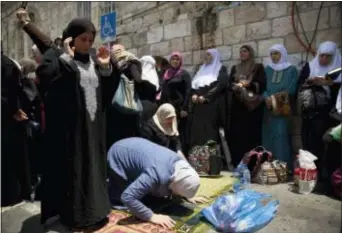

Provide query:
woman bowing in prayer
left=138, top=55, right=160, bottom=122
left=36, top=18, right=112, bottom=231
left=187, top=49, right=229, bottom=152
left=160, top=52, right=192, bottom=153
left=140, top=103, right=185, bottom=158
left=262, top=44, right=298, bottom=171
left=228, top=45, right=266, bottom=167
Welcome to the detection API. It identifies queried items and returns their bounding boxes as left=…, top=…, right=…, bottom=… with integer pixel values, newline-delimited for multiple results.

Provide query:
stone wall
left=1, top=1, right=341, bottom=154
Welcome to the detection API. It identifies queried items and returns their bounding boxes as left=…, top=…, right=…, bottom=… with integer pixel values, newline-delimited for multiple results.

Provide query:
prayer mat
left=97, top=174, right=237, bottom=233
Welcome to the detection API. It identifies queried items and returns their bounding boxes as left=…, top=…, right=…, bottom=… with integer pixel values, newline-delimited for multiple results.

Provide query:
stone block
left=178, top=14, right=188, bottom=21
left=232, top=42, right=258, bottom=59
left=216, top=46, right=232, bottom=61
left=184, top=35, right=202, bottom=52
left=161, top=7, right=176, bottom=24
left=202, top=30, right=223, bottom=48
left=182, top=52, right=193, bottom=65
left=272, top=16, right=293, bottom=37
left=247, top=20, right=271, bottom=40
left=258, top=38, right=284, bottom=57
left=171, top=38, right=184, bottom=52
left=267, top=2, right=288, bottom=18
left=127, top=48, right=138, bottom=56
left=143, top=12, right=160, bottom=27
left=288, top=53, right=304, bottom=69
left=222, top=25, right=246, bottom=44
left=330, top=5, right=341, bottom=28
left=150, top=41, right=171, bottom=56
left=192, top=50, right=206, bottom=65
left=284, top=32, right=317, bottom=54
left=294, top=8, right=329, bottom=33
left=315, top=28, right=342, bottom=47
left=91, top=7, right=99, bottom=28
left=117, top=35, right=133, bottom=49
left=164, top=20, right=191, bottom=40
left=218, top=8, right=234, bottom=29
left=138, top=45, right=151, bottom=57
left=125, top=18, right=143, bottom=34
left=235, top=2, right=266, bottom=25
left=147, top=27, right=163, bottom=44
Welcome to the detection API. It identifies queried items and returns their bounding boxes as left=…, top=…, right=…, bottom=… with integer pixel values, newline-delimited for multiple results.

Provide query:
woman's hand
left=97, top=46, right=111, bottom=68
left=16, top=8, right=30, bottom=25
left=198, top=96, right=206, bottom=104
left=149, top=214, right=176, bottom=229
left=192, top=95, right=198, bottom=103
left=186, top=196, right=210, bottom=205
left=239, top=80, right=249, bottom=87
left=13, top=109, right=28, bottom=121
left=63, top=37, right=75, bottom=57
left=180, top=110, right=188, bottom=118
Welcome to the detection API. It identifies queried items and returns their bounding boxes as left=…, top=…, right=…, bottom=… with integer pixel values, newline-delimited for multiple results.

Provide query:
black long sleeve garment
left=160, top=69, right=192, bottom=113
left=36, top=48, right=113, bottom=230
left=139, top=119, right=182, bottom=152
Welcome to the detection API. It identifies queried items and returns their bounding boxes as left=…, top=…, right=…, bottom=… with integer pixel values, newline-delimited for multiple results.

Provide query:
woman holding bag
left=262, top=44, right=298, bottom=171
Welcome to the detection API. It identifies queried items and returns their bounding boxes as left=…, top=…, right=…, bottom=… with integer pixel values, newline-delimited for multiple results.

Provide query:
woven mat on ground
left=97, top=174, right=237, bottom=233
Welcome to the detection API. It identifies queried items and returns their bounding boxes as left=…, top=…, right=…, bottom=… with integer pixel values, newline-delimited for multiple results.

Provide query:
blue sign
left=100, top=12, right=116, bottom=41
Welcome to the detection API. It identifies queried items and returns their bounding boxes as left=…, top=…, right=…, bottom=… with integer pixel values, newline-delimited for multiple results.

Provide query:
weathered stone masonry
left=1, top=1, right=341, bottom=153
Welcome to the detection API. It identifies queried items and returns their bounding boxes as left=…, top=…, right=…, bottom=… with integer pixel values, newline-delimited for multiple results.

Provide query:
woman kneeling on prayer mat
left=107, top=137, right=208, bottom=229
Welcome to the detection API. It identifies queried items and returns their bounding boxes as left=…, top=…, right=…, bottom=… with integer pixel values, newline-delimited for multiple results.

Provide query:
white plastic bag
left=296, top=149, right=318, bottom=194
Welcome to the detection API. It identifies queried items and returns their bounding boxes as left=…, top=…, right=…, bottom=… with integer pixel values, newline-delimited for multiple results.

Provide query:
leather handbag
left=232, top=84, right=264, bottom=111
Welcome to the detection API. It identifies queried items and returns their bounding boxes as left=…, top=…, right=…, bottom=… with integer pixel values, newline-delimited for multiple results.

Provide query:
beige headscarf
left=111, top=44, right=138, bottom=68
left=235, top=45, right=256, bottom=82
left=153, top=103, right=179, bottom=136
left=169, top=160, right=200, bottom=198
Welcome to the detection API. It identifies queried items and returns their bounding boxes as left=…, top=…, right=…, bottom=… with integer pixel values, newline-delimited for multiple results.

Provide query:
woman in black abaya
left=227, top=45, right=266, bottom=166
left=187, top=49, right=229, bottom=151
left=36, top=18, right=112, bottom=231
left=1, top=51, right=32, bottom=206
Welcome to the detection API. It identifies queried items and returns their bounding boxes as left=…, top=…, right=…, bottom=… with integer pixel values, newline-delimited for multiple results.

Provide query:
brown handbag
left=269, top=91, right=292, bottom=117
left=233, top=85, right=264, bottom=111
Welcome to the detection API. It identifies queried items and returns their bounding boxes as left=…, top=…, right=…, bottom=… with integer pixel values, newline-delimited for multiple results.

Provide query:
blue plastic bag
left=232, top=200, right=279, bottom=233
left=202, top=190, right=276, bottom=233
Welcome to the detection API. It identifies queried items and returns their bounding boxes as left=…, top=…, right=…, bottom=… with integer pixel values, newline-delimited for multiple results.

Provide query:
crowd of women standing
left=2, top=10, right=341, bottom=233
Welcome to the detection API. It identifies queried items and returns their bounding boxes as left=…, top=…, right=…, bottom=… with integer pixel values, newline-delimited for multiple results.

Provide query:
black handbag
left=298, top=85, right=331, bottom=117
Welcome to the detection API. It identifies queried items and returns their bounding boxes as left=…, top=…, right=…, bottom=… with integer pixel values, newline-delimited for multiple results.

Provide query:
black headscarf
left=62, top=18, right=96, bottom=63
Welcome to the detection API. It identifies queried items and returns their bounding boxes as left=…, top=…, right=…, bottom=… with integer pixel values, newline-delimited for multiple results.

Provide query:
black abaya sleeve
left=35, top=48, right=63, bottom=92
left=298, top=62, right=310, bottom=87
left=181, top=70, right=192, bottom=112
left=1, top=55, right=23, bottom=116
left=204, top=66, right=229, bottom=102
left=23, top=22, right=53, bottom=54
left=250, top=64, right=266, bottom=94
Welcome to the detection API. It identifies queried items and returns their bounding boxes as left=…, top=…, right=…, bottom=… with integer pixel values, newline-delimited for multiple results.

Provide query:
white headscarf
left=153, top=103, right=179, bottom=136
left=309, top=41, right=342, bottom=107
left=169, top=160, right=200, bottom=198
left=309, top=41, right=342, bottom=80
left=139, top=55, right=160, bottom=90
left=268, top=44, right=292, bottom=71
left=191, top=48, right=222, bottom=89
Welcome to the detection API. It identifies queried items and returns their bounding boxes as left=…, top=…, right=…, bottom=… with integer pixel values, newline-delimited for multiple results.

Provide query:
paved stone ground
left=2, top=182, right=341, bottom=233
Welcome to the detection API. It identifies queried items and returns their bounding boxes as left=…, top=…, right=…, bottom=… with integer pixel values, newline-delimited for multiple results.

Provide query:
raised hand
left=63, top=37, right=75, bottom=57
left=97, top=46, right=110, bottom=68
